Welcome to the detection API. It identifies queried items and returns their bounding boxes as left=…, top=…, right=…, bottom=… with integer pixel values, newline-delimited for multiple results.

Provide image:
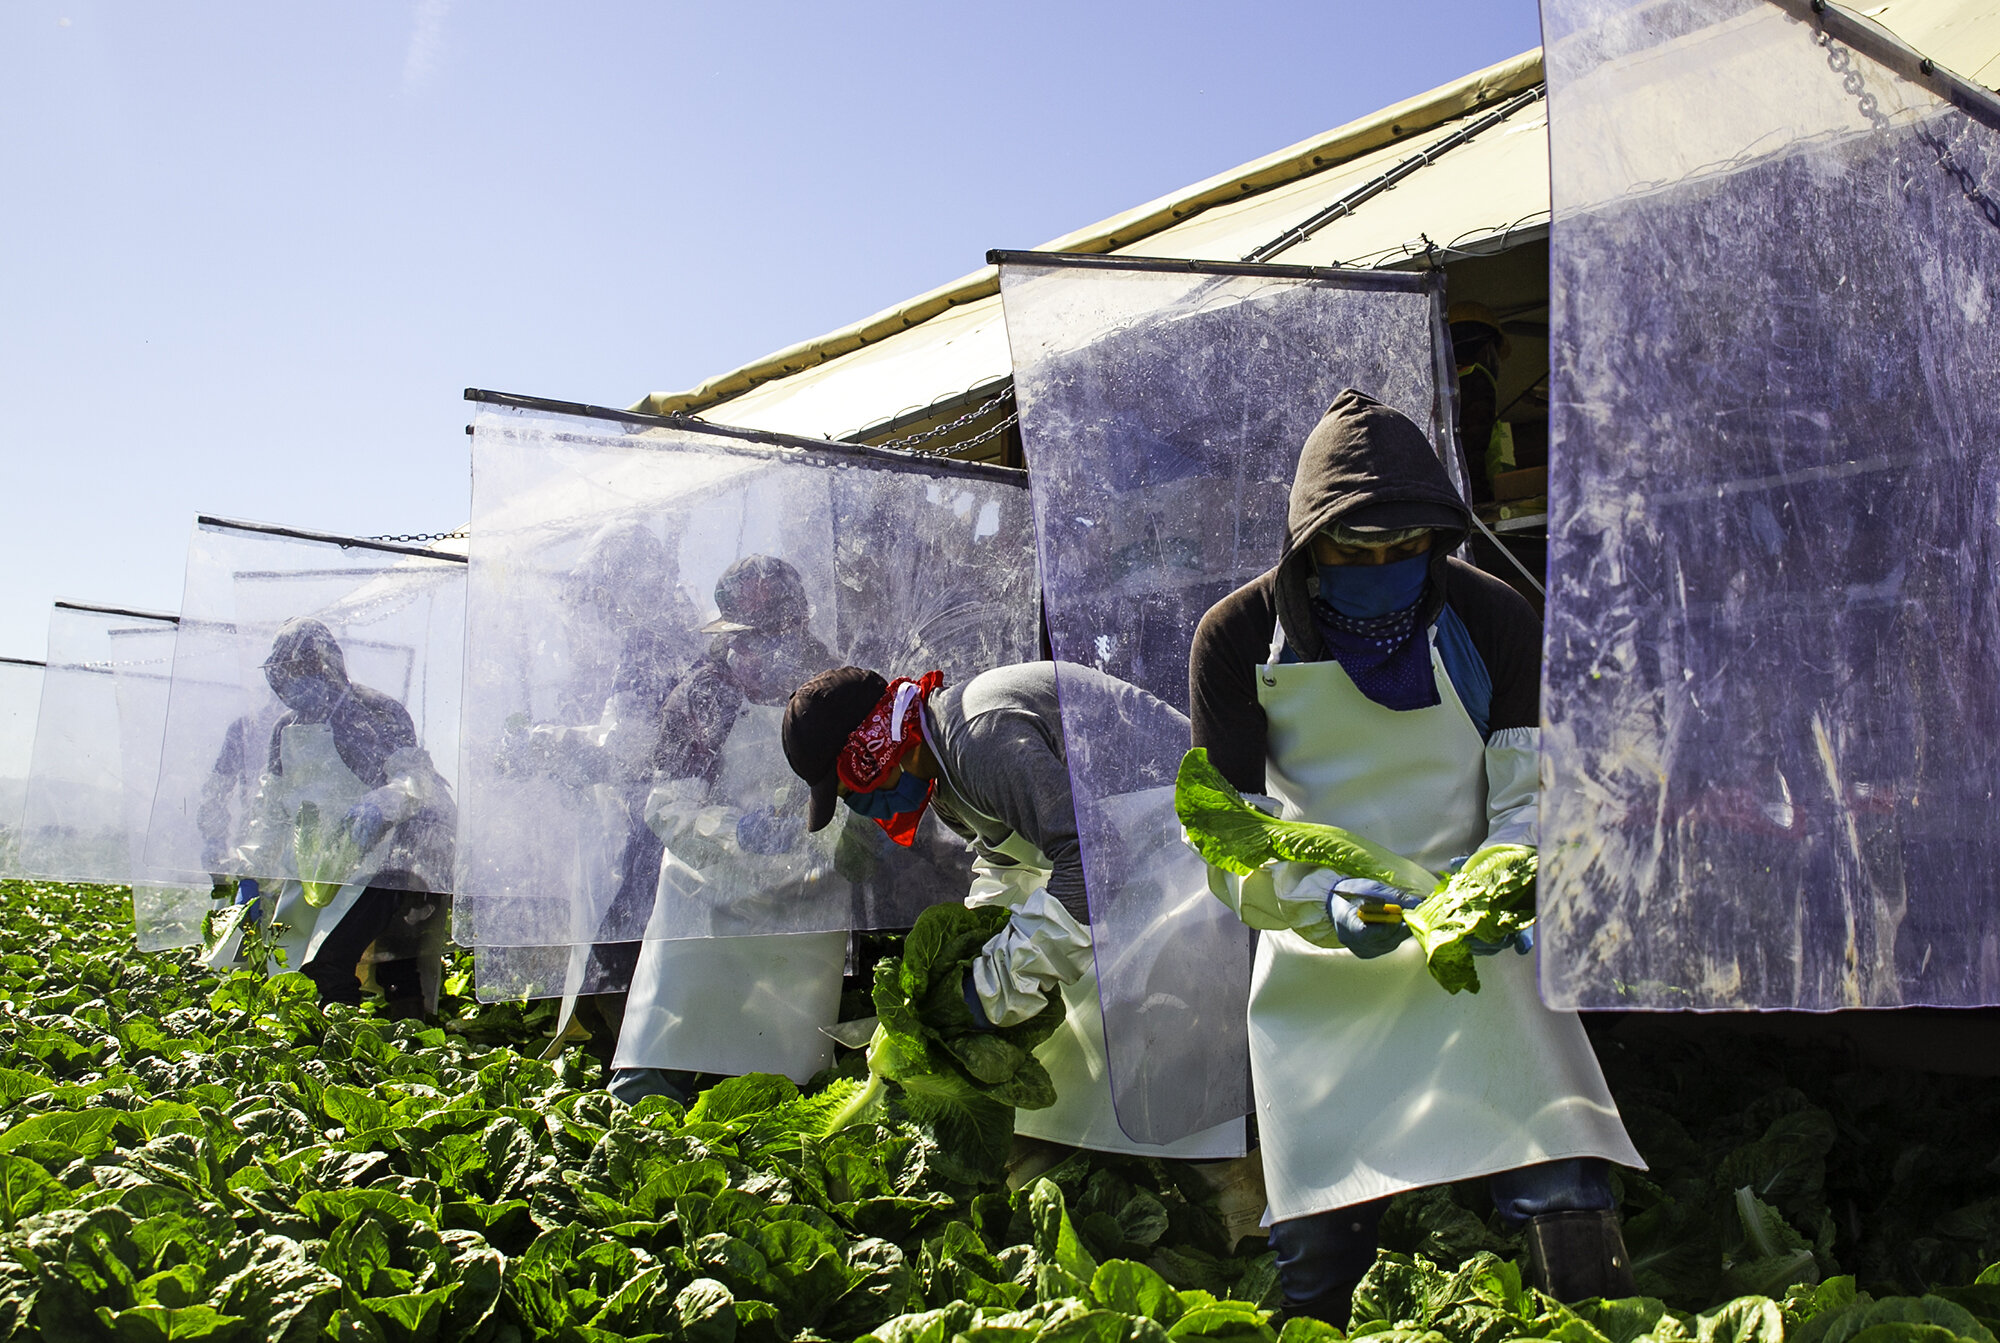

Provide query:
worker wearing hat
left=1187, top=389, right=1643, bottom=1322
left=605, top=553, right=846, bottom=1106
left=783, top=660, right=1244, bottom=1159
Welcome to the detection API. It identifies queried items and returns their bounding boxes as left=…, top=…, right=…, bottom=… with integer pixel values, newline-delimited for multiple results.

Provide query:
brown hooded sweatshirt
left=1188, top=389, right=1542, bottom=796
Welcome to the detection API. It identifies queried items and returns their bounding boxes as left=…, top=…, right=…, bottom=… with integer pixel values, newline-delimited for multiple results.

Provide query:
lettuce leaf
left=1176, top=748, right=1537, bottom=994
left=1402, top=845, right=1538, bottom=995
left=1174, top=749, right=1436, bottom=892
left=828, top=902, right=1065, bottom=1182
left=293, top=802, right=364, bottom=909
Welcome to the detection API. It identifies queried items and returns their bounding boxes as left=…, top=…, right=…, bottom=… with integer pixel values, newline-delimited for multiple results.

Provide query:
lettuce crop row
left=0, top=880, right=1996, bottom=1343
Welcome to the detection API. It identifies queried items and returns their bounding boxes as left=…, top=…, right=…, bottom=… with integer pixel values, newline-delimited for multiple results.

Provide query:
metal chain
left=1820, top=29, right=2000, bottom=232
left=874, top=385, right=1017, bottom=455
left=366, top=529, right=469, bottom=544
left=1916, top=122, right=2000, bottom=231
left=900, top=408, right=1019, bottom=458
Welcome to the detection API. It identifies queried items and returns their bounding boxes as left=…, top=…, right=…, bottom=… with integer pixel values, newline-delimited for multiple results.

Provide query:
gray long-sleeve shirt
left=920, top=662, right=1088, bottom=922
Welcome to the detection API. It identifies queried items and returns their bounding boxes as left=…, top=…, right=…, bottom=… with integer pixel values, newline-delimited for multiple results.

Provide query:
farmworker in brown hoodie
left=782, top=660, right=1246, bottom=1160
left=1187, top=390, right=1644, bottom=1322
left=229, top=618, right=455, bottom=1017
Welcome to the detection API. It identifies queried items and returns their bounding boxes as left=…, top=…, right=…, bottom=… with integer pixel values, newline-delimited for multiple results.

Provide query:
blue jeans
left=1269, top=1159, right=1614, bottom=1323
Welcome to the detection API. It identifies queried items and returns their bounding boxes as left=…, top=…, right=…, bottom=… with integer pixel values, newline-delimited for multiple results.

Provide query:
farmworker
left=1187, top=389, right=1644, bottom=1319
left=502, top=523, right=704, bottom=1048
left=781, top=660, right=1244, bottom=1159
left=1449, top=302, right=1514, bottom=499
left=234, top=618, right=456, bottom=1017
left=605, top=554, right=846, bottom=1106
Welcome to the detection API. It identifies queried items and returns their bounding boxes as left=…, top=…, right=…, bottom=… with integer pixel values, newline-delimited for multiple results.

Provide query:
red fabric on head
left=835, top=670, right=944, bottom=847
left=836, top=671, right=943, bottom=790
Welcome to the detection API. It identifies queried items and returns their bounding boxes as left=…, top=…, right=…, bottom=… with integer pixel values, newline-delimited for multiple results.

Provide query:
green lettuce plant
left=1175, top=748, right=1536, bottom=994
left=293, top=801, right=365, bottom=909
left=827, top=902, right=1066, bottom=1185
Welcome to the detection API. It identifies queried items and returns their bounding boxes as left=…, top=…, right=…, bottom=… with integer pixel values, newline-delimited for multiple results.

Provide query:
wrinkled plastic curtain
left=1540, top=0, right=2000, bottom=1007
left=455, top=405, right=1039, bottom=1000
left=999, top=257, right=1457, bottom=1143
left=107, top=622, right=219, bottom=950
left=20, top=607, right=175, bottom=884
left=0, top=660, right=43, bottom=879
left=146, top=521, right=466, bottom=899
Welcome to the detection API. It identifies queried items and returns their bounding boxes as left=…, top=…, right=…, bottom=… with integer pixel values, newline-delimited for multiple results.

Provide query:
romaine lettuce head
left=1174, top=749, right=1436, bottom=893
left=1403, top=844, right=1537, bottom=995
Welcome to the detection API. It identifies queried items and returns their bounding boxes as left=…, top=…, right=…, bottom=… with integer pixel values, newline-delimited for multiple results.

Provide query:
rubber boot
left=1523, top=1209, right=1636, bottom=1301
left=607, top=1067, right=699, bottom=1107
left=375, top=958, right=431, bottom=1023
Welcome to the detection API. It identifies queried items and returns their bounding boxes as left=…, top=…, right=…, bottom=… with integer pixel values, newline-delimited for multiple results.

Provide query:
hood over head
left=262, top=617, right=352, bottom=718
left=1275, top=388, right=1471, bottom=660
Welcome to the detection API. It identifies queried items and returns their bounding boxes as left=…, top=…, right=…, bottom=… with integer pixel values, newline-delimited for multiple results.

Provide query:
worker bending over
left=783, top=661, right=1242, bottom=1160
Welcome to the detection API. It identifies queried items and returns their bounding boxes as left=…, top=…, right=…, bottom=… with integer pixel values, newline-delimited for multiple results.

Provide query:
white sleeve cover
left=964, top=851, right=1049, bottom=912
left=1484, top=726, right=1539, bottom=850
left=969, top=888, right=1095, bottom=1027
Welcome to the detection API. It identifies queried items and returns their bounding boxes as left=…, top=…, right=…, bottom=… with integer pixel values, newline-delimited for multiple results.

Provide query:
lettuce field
left=1, top=880, right=1997, bottom=1343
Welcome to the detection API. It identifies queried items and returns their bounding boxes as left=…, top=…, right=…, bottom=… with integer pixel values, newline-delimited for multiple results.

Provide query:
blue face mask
left=843, top=771, right=930, bottom=820
left=1315, top=552, right=1431, bottom=619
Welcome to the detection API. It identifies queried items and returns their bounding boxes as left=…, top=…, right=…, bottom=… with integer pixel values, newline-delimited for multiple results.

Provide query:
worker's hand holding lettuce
left=825, top=901, right=1065, bottom=1184
left=1175, top=748, right=1535, bottom=994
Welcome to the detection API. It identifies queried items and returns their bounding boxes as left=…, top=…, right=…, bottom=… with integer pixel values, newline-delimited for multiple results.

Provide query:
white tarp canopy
left=639, top=0, right=1997, bottom=447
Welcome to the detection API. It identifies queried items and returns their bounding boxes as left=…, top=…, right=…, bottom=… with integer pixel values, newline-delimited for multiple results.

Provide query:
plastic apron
left=1252, top=630, right=1642, bottom=1222
left=614, top=703, right=846, bottom=1083
left=969, top=830, right=1245, bottom=1159
left=208, top=723, right=376, bottom=977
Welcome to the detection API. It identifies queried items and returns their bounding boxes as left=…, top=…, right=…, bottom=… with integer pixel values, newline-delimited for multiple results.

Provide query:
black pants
left=299, top=885, right=424, bottom=1006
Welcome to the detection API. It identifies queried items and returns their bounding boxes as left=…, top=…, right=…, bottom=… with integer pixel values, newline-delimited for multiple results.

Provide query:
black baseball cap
left=783, top=666, right=887, bottom=832
left=699, top=554, right=811, bottom=634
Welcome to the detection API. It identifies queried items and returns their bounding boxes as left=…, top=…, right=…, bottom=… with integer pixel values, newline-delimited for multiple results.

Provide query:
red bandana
left=836, top=670, right=944, bottom=847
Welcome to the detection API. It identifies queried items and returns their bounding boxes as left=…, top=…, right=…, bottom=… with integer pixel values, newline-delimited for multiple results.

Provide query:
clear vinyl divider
left=452, top=403, right=1038, bottom=999
left=0, top=660, right=44, bottom=880
left=107, top=621, right=221, bottom=950
left=146, top=519, right=465, bottom=912
left=1539, top=0, right=2000, bottom=1007
left=996, top=254, right=1459, bottom=1145
left=20, top=606, right=177, bottom=885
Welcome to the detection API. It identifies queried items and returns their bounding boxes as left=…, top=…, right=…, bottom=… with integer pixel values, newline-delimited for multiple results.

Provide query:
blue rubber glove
left=1327, top=878, right=1426, bottom=959
left=343, top=798, right=393, bottom=854
left=1438, top=855, right=1535, bottom=957
left=1469, top=926, right=1536, bottom=956
left=736, top=806, right=804, bottom=855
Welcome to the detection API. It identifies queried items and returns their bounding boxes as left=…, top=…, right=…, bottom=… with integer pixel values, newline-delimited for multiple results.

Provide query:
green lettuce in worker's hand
left=826, top=902, right=1066, bottom=1184
left=1175, top=748, right=1436, bottom=893
left=1404, top=844, right=1538, bottom=995
left=292, top=801, right=364, bottom=909
left=1176, top=748, right=1537, bottom=994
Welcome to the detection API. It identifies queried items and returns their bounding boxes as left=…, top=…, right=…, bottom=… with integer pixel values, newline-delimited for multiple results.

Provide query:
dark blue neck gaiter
left=1310, top=554, right=1440, bottom=711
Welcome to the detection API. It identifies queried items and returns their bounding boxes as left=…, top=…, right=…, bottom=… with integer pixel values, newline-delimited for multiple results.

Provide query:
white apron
left=1252, top=631, right=1642, bottom=1222
left=973, top=832, right=1245, bottom=1159
left=210, top=723, right=377, bottom=978
left=615, top=702, right=845, bottom=1082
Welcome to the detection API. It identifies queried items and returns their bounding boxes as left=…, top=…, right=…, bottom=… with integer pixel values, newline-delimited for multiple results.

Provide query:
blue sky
left=0, top=1, right=1542, bottom=658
